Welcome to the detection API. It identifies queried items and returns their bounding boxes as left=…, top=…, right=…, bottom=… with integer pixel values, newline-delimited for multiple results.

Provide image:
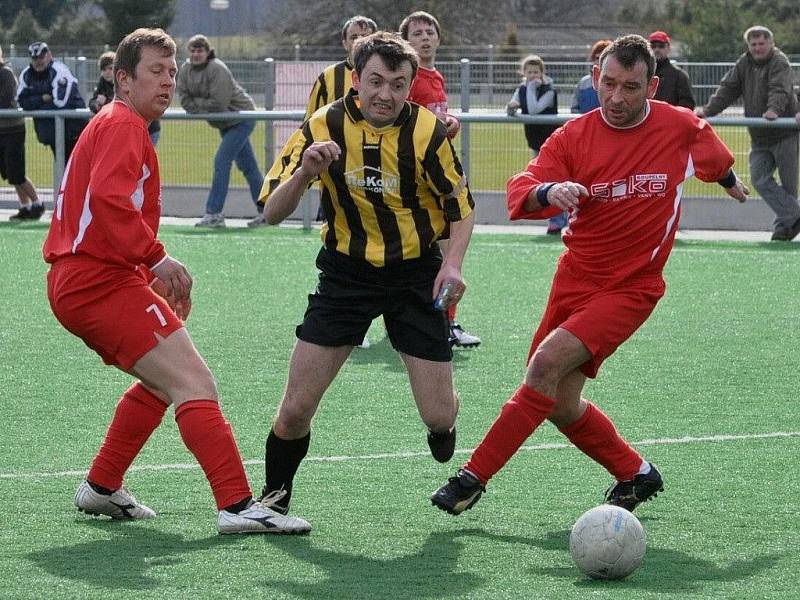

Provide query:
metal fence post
left=54, top=115, right=66, bottom=193
left=487, top=44, right=494, bottom=106
left=264, top=58, right=275, bottom=170
left=459, top=58, right=470, bottom=180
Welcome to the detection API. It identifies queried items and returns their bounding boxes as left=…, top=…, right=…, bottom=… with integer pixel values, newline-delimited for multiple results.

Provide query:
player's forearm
left=442, top=211, right=474, bottom=271
left=264, top=168, right=315, bottom=225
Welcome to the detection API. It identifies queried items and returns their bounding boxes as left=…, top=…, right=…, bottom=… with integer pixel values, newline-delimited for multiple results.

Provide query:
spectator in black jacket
left=89, top=51, right=160, bottom=145
left=648, top=31, right=695, bottom=109
left=16, top=41, right=86, bottom=159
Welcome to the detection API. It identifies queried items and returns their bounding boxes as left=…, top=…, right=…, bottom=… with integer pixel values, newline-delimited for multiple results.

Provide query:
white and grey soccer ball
left=569, top=504, right=646, bottom=580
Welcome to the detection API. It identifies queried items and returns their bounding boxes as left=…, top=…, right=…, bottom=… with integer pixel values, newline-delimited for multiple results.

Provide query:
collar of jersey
left=344, top=89, right=412, bottom=129
left=599, top=99, right=653, bottom=130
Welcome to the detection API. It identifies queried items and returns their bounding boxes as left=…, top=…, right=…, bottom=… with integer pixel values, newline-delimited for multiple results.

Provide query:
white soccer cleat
left=74, top=480, right=156, bottom=520
left=449, top=323, right=481, bottom=348
left=217, top=500, right=312, bottom=535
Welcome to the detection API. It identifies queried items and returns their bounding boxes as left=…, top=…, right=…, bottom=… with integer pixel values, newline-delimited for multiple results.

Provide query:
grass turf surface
left=1, top=223, right=798, bottom=599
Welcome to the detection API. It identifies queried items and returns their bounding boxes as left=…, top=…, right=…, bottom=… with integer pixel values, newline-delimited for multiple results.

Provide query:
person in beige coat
left=177, top=34, right=264, bottom=228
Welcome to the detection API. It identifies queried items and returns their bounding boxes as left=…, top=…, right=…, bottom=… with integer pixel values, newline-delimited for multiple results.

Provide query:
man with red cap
left=648, top=31, right=695, bottom=109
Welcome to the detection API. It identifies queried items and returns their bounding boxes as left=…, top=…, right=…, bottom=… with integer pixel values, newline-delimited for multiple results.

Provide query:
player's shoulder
left=649, top=100, right=699, bottom=125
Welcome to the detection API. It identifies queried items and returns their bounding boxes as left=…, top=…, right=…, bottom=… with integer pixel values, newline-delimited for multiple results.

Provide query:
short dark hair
left=98, top=51, right=115, bottom=71
left=187, top=34, right=212, bottom=51
left=114, top=28, right=176, bottom=91
left=352, top=31, right=418, bottom=81
left=341, top=16, right=377, bottom=40
left=399, top=11, right=441, bottom=41
left=599, top=34, right=655, bottom=80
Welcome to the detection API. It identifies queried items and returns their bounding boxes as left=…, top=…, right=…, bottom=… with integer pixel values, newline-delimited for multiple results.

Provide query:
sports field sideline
left=1, top=212, right=797, bottom=599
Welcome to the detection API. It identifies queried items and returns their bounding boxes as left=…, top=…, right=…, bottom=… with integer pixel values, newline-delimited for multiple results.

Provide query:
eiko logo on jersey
left=591, top=173, right=667, bottom=201
left=344, top=166, right=399, bottom=195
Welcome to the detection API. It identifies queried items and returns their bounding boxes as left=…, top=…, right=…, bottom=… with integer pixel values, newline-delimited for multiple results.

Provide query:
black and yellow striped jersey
left=304, top=60, right=354, bottom=122
left=262, top=90, right=474, bottom=268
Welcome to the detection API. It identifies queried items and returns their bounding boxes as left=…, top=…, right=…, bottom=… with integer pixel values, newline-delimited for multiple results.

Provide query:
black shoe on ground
left=427, top=427, right=456, bottom=463
left=431, top=469, right=485, bottom=515
left=28, top=203, right=45, bottom=220
left=9, top=206, right=33, bottom=221
left=604, top=463, right=664, bottom=512
left=771, top=217, right=800, bottom=241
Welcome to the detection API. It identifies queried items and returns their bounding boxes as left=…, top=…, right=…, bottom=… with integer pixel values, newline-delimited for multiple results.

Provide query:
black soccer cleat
left=28, top=203, right=45, bottom=220
left=8, top=206, right=33, bottom=221
left=431, top=469, right=485, bottom=515
left=604, top=463, right=664, bottom=512
left=427, top=427, right=456, bottom=463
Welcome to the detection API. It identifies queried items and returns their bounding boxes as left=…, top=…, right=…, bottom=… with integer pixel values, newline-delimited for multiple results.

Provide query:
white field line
left=1, top=430, right=797, bottom=482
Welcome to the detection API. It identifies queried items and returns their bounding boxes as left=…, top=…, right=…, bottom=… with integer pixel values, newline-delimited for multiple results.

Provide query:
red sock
left=447, top=304, right=457, bottom=323
left=559, top=401, right=642, bottom=481
left=174, top=400, right=252, bottom=510
left=88, top=383, right=168, bottom=490
left=465, top=385, right=555, bottom=484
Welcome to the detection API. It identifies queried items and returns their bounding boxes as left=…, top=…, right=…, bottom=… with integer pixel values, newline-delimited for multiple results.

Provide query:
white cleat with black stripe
left=217, top=499, right=312, bottom=535
left=74, top=480, right=156, bottom=520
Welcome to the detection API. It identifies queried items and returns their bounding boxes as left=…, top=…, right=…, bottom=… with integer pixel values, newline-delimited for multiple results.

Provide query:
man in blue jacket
left=16, top=42, right=86, bottom=160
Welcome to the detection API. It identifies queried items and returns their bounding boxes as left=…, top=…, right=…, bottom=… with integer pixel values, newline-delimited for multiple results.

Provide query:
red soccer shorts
left=47, top=256, right=183, bottom=370
left=528, top=257, right=666, bottom=378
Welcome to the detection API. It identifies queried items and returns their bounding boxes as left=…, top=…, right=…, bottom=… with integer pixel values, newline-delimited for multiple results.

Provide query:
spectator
left=400, top=10, right=480, bottom=349
left=89, top=51, right=161, bottom=146
left=44, top=27, right=310, bottom=535
left=507, top=55, right=565, bottom=235
left=432, top=34, right=748, bottom=518
left=696, top=26, right=800, bottom=241
left=571, top=39, right=612, bottom=114
left=16, top=41, right=87, bottom=161
left=648, top=31, right=695, bottom=109
left=1, top=44, right=43, bottom=221
left=177, top=34, right=264, bottom=228
left=257, top=32, right=475, bottom=519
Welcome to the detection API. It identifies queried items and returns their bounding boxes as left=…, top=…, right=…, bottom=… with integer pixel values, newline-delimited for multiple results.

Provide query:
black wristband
left=536, top=183, right=556, bottom=207
left=717, top=170, right=737, bottom=189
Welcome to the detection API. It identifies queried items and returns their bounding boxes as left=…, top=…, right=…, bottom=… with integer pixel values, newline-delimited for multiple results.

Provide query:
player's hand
left=546, top=182, right=589, bottom=211
left=433, top=264, right=465, bottom=309
left=96, top=94, right=107, bottom=106
left=694, top=107, right=706, bottom=118
left=299, top=141, right=341, bottom=179
left=506, top=101, right=520, bottom=116
left=763, top=110, right=778, bottom=120
left=150, top=278, right=192, bottom=321
left=725, top=179, right=749, bottom=203
left=151, top=256, right=193, bottom=305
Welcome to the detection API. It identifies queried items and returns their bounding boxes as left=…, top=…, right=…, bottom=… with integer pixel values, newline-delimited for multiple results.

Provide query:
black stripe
left=316, top=74, right=328, bottom=110
left=333, top=62, right=346, bottom=103
left=399, top=106, right=435, bottom=250
left=362, top=132, right=403, bottom=265
left=325, top=100, right=367, bottom=258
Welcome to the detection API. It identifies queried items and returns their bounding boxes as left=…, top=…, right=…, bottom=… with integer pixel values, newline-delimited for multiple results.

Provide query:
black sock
left=223, top=495, right=253, bottom=514
left=263, top=429, right=311, bottom=510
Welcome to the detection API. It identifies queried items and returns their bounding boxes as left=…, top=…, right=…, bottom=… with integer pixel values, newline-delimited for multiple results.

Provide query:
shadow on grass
left=464, top=527, right=784, bottom=592
left=26, top=520, right=235, bottom=591
left=256, top=528, right=484, bottom=600
left=346, top=331, right=476, bottom=372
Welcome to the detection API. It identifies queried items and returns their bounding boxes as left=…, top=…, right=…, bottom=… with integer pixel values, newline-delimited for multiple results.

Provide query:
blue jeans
left=205, top=120, right=263, bottom=215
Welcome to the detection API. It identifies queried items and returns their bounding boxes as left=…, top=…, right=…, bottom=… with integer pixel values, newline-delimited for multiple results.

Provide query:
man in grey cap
left=16, top=41, right=87, bottom=160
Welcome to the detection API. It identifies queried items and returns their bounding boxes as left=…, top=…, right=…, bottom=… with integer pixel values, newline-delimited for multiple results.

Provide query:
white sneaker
left=218, top=499, right=311, bottom=535
left=357, top=334, right=370, bottom=349
left=195, top=213, right=226, bottom=228
left=449, top=323, right=481, bottom=348
left=74, top=480, right=156, bottom=520
left=247, top=213, right=268, bottom=228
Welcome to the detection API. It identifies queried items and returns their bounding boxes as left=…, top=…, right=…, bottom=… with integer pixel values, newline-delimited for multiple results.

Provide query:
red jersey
left=43, top=100, right=166, bottom=270
left=507, top=101, right=735, bottom=285
left=409, top=66, right=448, bottom=114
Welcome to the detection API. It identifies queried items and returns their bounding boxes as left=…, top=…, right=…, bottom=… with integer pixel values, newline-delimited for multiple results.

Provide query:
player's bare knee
left=526, top=352, right=561, bottom=389
left=275, top=395, right=315, bottom=435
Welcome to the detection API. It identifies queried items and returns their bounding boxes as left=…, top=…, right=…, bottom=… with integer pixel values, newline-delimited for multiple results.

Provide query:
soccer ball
left=569, top=504, right=646, bottom=580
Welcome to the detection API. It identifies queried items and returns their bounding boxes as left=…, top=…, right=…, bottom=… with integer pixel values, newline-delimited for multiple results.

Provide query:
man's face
left=189, top=45, right=209, bottom=65
left=748, top=34, right=774, bottom=61
left=119, top=46, right=177, bottom=122
left=352, top=54, right=413, bottom=128
left=593, top=54, right=658, bottom=128
left=650, top=41, right=670, bottom=62
left=101, top=64, right=114, bottom=82
left=31, top=52, right=52, bottom=72
left=405, top=19, right=439, bottom=64
left=343, top=23, right=374, bottom=61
